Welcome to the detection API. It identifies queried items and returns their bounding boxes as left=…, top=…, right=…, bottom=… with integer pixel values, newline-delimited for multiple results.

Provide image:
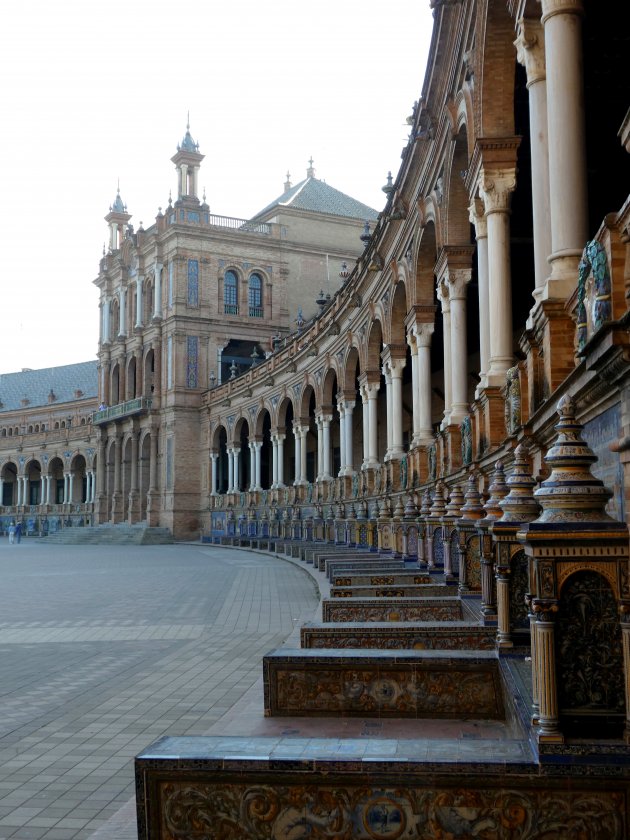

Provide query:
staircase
left=42, top=524, right=174, bottom=545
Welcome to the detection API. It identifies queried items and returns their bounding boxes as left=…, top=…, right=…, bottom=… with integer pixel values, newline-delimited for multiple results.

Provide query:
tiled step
left=263, top=648, right=504, bottom=718
left=300, top=620, right=497, bottom=650
left=322, top=596, right=464, bottom=623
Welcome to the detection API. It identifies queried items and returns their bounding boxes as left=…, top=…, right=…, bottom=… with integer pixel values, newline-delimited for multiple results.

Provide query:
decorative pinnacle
left=460, top=471, right=485, bottom=520
left=382, top=171, right=394, bottom=195
left=445, top=484, right=465, bottom=518
left=496, top=442, right=540, bottom=524
left=481, top=460, right=508, bottom=522
left=429, top=481, right=447, bottom=518
left=533, top=393, right=614, bottom=523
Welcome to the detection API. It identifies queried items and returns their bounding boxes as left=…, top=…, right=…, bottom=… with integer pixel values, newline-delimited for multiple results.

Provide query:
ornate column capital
left=478, top=168, right=517, bottom=215
left=468, top=198, right=488, bottom=239
left=515, top=18, right=546, bottom=87
left=447, top=268, right=472, bottom=300
left=436, top=277, right=450, bottom=312
left=414, top=322, right=435, bottom=348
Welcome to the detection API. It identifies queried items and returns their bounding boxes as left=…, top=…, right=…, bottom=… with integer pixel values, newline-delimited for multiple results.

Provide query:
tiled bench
left=322, top=596, right=464, bottom=623
left=325, top=558, right=406, bottom=580
left=263, top=648, right=504, bottom=718
left=300, top=620, right=497, bottom=650
left=332, top=570, right=432, bottom=586
left=330, top=583, right=455, bottom=598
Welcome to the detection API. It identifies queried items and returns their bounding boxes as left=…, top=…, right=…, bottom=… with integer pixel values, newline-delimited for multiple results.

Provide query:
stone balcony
left=92, top=397, right=152, bottom=425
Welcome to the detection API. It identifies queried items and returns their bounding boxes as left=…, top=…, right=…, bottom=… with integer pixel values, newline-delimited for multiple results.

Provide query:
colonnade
left=0, top=469, right=96, bottom=507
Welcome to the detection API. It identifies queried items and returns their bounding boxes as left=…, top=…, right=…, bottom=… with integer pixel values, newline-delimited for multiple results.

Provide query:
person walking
left=15, top=522, right=22, bottom=544
left=8, top=522, right=15, bottom=544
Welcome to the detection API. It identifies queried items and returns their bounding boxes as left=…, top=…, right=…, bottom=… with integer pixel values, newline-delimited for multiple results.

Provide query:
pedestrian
left=8, top=522, right=15, bottom=544
left=15, top=522, right=21, bottom=544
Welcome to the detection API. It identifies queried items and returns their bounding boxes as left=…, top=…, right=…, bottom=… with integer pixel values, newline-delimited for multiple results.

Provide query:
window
left=248, top=273, right=263, bottom=317
left=224, top=270, right=238, bottom=315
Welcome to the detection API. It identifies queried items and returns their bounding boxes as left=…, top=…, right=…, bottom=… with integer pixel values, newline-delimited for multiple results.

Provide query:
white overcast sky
left=0, top=1, right=432, bottom=375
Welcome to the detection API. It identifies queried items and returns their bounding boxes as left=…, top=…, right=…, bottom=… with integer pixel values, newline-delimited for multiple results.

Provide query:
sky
left=0, top=1, right=433, bottom=375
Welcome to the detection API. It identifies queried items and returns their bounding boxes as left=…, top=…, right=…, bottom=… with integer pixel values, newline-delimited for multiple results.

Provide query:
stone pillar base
left=474, top=387, right=508, bottom=453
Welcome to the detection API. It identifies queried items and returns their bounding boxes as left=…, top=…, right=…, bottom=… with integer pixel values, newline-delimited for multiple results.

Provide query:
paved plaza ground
left=0, top=540, right=320, bottom=839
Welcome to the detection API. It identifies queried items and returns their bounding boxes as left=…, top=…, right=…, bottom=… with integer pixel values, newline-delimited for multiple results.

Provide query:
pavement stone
left=0, top=539, right=319, bottom=839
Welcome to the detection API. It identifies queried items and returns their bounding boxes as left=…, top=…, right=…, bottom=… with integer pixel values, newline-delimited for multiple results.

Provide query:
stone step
left=317, top=552, right=385, bottom=572
left=300, top=620, right=497, bottom=651
left=330, top=583, right=453, bottom=598
left=43, top=525, right=173, bottom=545
left=322, top=596, right=464, bottom=623
left=263, top=648, right=504, bottom=718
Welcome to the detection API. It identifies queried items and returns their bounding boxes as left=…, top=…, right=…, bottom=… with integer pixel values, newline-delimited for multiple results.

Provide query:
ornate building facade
left=0, top=131, right=377, bottom=536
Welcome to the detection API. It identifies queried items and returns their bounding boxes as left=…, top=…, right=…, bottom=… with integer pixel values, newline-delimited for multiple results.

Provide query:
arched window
left=224, top=270, right=238, bottom=315
left=248, top=273, right=263, bottom=317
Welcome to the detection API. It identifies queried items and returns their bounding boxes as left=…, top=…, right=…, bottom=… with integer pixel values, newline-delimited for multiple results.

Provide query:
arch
left=1, top=460, right=17, bottom=505
left=48, top=457, right=65, bottom=505
left=143, top=276, right=154, bottom=323
left=343, top=345, right=361, bottom=392
left=70, top=454, right=87, bottom=503
left=110, top=297, right=120, bottom=338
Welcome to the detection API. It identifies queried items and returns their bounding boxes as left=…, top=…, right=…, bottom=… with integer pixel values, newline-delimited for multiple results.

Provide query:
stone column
left=344, top=401, right=354, bottom=474
left=315, top=417, right=323, bottom=480
left=293, top=428, right=303, bottom=484
left=478, top=167, right=517, bottom=385
left=541, top=0, right=588, bottom=297
left=276, top=434, right=285, bottom=487
left=389, top=357, right=405, bottom=457
left=367, top=383, right=379, bottom=466
left=337, top=401, right=346, bottom=476
left=0, top=477, right=4, bottom=506
left=153, top=263, right=163, bottom=320
left=69, top=472, right=75, bottom=504
left=360, top=383, right=370, bottom=467
left=118, top=288, right=127, bottom=338
left=135, top=275, right=144, bottom=329
left=437, top=278, right=452, bottom=426
left=254, top=441, right=262, bottom=490
left=495, top=567, right=512, bottom=647
left=534, top=606, right=563, bottom=742
left=383, top=363, right=393, bottom=458
left=415, top=323, right=434, bottom=443
left=515, top=18, right=552, bottom=298
left=249, top=442, right=257, bottom=491
left=448, top=269, right=471, bottom=424
left=469, top=200, right=490, bottom=391
left=97, top=439, right=106, bottom=497
left=407, top=329, right=421, bottom=446
left=227, top=447, right=235, bottom=493
left=233, top=447, right=241, bottom=492
left=149, top=434, right=158, bottom=492
left=210, top=452, right=218, bottom=494
left=321, top=417, right=332, bottom=480
left=130, top=433, right=139, bottom=494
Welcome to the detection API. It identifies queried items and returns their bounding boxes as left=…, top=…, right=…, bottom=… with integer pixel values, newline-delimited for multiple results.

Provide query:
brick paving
left=0, top=540, right=319, bottom=839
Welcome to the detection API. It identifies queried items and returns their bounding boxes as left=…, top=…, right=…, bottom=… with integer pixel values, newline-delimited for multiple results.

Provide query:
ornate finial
left=534, top=394, right=615, bottom=523
left=187, top=110, right=190, bottom=130
left=481, top=460, right=509, bottom=521
left=496, top=442, right=540, bottom=524
left=382, top=171, right=394, bottom=196
left=102, top=242, right=106, bottom=256
left=168, top=190, right=172, bottom=207
left=284, top=171, right=292, bottom=193
left=445, top=484, right=465, bottom=518
left=404, top=494, right=418, bottom=519
left=419, top=487, right=432, bottom=518
left=229, top=359, right=238, bottom=380
left=460, top=471, right=485, bottom=520
left=339, top=261, right=350, bottom=282
left=306, top=157, right=315, bottom=178
left=429, top=481, right=447, bottom=518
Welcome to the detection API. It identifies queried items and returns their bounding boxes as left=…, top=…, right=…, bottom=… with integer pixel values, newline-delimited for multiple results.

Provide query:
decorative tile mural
left=187, top=336, right=198, bottom=389
left=187, top=259, right=199, bottom=306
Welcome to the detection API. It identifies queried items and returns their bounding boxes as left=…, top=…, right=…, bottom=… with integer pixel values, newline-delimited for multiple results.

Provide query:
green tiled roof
left=0, top=361, right=98, bottom=413
left=253, top=177, right=379, bottom=222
